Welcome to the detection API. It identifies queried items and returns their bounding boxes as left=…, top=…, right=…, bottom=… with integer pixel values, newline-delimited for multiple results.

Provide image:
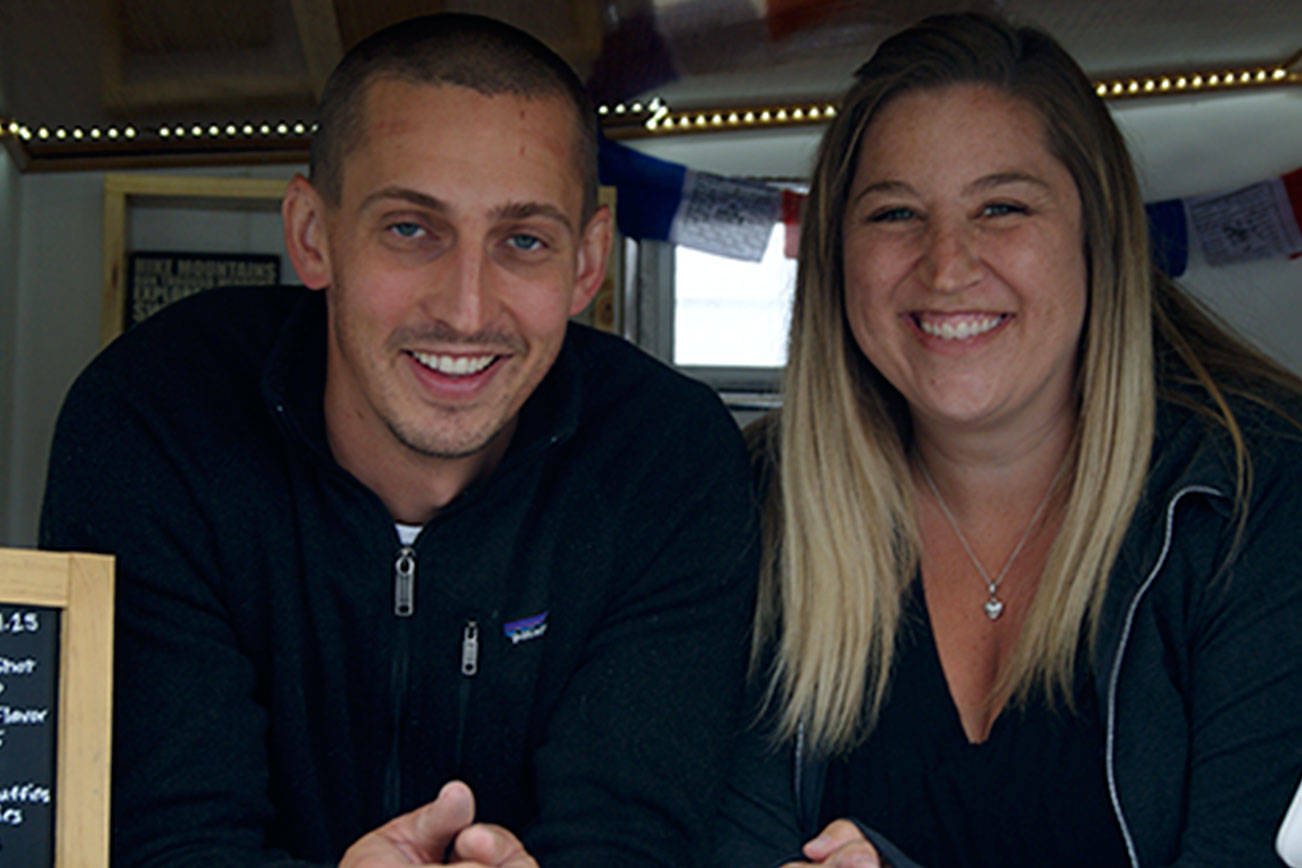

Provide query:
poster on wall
left=125, top=252, right=280, bottom=329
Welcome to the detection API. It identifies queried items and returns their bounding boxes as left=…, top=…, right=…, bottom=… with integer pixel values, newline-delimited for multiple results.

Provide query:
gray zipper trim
left=1104, top=484, right=1222, bottom=868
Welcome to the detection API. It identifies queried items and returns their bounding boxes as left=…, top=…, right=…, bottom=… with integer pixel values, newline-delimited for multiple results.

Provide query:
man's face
left=302, top=78, right=606, bottom=477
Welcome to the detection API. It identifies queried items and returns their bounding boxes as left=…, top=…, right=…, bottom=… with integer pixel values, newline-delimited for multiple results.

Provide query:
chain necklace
left=917, top=455, right=1069, bottom=621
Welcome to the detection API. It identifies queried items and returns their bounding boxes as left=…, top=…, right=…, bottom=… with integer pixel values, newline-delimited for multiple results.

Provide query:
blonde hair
left=756, top=12, right=1301, bottom=756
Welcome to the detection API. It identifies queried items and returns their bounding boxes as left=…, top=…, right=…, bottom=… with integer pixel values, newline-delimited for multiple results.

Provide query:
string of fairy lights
left=1, top=57, right=1296, bottom=161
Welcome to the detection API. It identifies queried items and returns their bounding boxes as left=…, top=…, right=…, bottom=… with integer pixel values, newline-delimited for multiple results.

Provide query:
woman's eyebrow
left=966, top=171, right=1051, bottom=194
left=848, top=179, right=915, bottom=208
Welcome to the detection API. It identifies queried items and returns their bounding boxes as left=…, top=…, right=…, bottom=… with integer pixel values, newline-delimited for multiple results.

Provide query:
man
left=40, top=14, right=757, bottom=867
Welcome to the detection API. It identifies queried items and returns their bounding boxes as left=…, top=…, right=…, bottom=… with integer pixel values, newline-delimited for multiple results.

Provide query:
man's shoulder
left=89, top=285, right=309, bottom=391
left=563, top=322, right=726, bottom=420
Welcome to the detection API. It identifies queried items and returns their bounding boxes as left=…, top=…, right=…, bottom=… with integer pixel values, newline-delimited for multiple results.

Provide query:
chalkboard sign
left=0, top=605, right=60, bottom=863
left=0, top=550, right=113, bottom=867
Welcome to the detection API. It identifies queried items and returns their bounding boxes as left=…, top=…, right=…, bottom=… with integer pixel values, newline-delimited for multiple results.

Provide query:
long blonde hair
left=756, top=12, right=1300, bottom=756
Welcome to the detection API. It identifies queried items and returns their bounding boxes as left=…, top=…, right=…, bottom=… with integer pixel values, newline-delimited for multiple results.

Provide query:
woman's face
left=842, top=83, right=1087, bottom=438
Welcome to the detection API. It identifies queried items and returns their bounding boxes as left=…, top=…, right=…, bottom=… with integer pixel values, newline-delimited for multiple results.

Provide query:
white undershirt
left=395, top=523, right=421, bottom=546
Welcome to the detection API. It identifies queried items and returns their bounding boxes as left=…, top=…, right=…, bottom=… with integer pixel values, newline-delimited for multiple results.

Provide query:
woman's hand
left=781, top=819, right=882, bottom=867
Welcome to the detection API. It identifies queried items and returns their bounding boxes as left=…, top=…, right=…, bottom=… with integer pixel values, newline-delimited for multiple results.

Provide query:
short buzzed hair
left=309, top=13, right=599, bottom=221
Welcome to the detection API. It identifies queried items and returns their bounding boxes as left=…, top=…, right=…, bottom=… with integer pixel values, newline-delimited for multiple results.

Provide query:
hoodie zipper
left=1103, top=484, right=1220, bottom=868
left=384, top=545, right=416, bottom=818
left=454, top=619, right=479, bottom=773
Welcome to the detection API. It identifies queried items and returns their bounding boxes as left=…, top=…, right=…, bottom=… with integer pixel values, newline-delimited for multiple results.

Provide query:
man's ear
left=282, top=174, right=333, bottom=290
left=568, top=204, right=614, bottom=317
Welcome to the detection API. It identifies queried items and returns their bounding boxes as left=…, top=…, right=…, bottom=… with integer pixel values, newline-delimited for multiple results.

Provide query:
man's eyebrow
left=492, top=201, right=575, bottom=236
left=355, top=189, right=575, bottom=236
left=359, top=186, right=448, bottom=213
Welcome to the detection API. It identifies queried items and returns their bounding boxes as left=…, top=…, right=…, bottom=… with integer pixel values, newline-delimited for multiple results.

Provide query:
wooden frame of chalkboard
left=0, top=549, right=113, bottom=867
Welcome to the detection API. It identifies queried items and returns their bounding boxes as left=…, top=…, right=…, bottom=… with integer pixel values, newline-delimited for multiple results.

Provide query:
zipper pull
left=393, top=547, right=415, bottom=617
left=460, top=620, right=479, bottom=676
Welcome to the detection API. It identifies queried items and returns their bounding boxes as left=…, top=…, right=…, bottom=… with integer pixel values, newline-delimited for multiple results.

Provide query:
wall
left=1116, top=89, right=1302, bottom=373
left=0, top=148, right=20, bottom=545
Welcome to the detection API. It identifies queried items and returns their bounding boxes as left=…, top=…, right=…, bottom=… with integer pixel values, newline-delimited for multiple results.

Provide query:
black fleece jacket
left=41, top=286, right=759, bottom=867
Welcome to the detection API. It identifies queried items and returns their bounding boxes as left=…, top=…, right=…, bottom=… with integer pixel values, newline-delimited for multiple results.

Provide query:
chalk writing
left=0, top=606, right=58, bottom=863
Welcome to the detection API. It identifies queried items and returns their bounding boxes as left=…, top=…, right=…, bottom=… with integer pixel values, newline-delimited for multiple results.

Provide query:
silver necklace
left=917, top=455, right=1069, bottom=621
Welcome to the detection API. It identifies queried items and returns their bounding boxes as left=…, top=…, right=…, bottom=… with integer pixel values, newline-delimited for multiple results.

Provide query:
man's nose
left=435, top=244, right=496, bottom=335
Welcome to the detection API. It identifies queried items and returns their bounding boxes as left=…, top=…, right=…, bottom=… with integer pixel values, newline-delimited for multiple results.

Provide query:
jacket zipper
left=394, top=547, right=415, bottom=617
left=1103, top=485, right=1220, bottom=868
left=384, top=545, right=416, bottom=818
left=454, top=619, right=479, bottom=773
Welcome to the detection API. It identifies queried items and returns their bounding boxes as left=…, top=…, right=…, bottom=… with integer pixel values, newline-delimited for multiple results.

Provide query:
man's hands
left=340, top=781, right=538, bottom=867
left=780, top=819, right=882, bottom=867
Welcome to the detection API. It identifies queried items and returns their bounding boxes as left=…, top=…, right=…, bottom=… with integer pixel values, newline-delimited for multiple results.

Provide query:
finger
left=451, top=822, right=536, bottom=867
left=825, top=842, right=881, bottom=868
left=392, top=780, right=478, bottom=861
left=803, top=819, right=871, bottom=861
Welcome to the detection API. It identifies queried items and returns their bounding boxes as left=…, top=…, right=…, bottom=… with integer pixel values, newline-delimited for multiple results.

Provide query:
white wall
left=3, top=164, right=300, bottom=547
left=0, top=148, right=21, bottom=546
left=2, top=89, right=1299, bottom=546
left=1116, top=89, right=1302, bottom=374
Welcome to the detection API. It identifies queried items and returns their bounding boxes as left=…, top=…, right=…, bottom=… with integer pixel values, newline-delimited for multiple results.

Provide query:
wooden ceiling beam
left=290, top=0, right=343, bottom=101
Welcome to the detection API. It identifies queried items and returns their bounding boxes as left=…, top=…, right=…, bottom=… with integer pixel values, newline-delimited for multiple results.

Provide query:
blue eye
left=869, top=207, right=917, bottom=223
left=389, top=222, right=424, bottom=238
left=507, top=234, right=543, bottom=251
left=982, top=202, right=1027, bottom=217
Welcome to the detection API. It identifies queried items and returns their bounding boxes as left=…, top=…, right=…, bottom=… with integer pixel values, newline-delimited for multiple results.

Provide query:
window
left=673, top=225, right=795, bottom=370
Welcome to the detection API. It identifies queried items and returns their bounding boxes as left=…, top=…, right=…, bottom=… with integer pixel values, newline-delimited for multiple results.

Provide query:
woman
left=717, top=12, right=1302, bottom=868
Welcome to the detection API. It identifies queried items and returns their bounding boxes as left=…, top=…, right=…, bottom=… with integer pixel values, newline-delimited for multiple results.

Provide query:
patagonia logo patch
left=503, top=611, right=548, bottom=645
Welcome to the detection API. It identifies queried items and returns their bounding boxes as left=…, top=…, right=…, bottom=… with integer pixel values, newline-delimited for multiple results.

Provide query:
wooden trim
left=99, top=174, right=289, bottom=346
left=0, top=548, right=114, bottom=868
left=290, top=0, right=344, bottom=100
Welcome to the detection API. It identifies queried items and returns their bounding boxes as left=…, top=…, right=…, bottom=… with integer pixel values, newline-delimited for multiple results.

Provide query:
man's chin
left=387, top=414, right=515, bottom=462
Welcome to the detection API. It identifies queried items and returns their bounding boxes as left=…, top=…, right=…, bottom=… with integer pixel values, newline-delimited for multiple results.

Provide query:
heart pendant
left=983, top=597, right=1004, bottom=620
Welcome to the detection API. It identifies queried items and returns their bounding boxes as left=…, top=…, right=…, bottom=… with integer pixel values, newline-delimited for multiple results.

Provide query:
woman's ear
left=282, top=174, right=332, bottom=290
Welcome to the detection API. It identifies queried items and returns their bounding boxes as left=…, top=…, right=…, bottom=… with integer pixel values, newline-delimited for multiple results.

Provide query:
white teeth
left=410, top=351, right=496, bottom=376
left=918, top=314, right=1003, bottom=340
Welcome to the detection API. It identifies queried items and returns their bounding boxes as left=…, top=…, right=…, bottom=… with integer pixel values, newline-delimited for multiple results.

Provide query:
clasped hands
left=340, top=780, right=536, bottom=868
left=781, top=819, right=883, bottom=868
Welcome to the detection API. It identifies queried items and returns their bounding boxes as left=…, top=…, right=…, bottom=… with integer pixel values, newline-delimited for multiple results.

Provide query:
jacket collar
left=1110, top=396, right=1236, bottom=597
